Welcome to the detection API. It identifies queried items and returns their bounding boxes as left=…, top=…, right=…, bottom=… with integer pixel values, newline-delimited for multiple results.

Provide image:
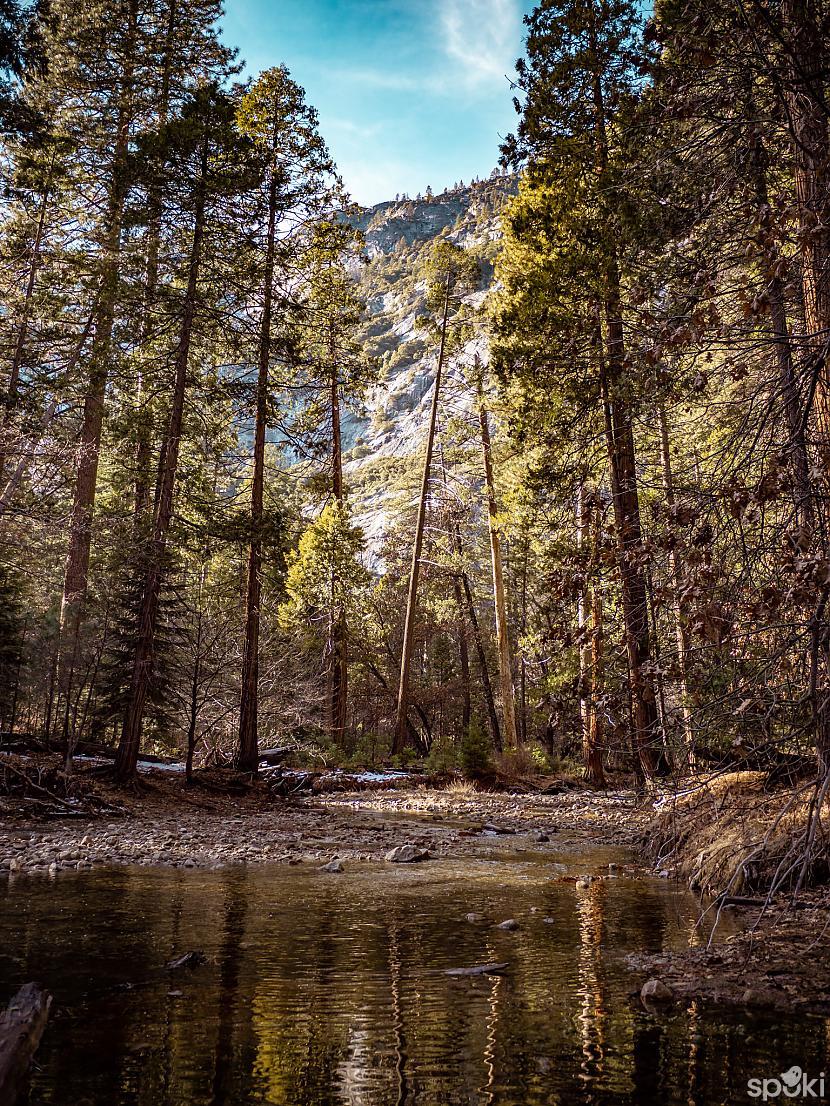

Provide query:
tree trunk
left=393, top=276, right=451, bottom=753
left=657, top=403, right=695, bottom=767
left=0, top=307, right=97, bottom=515
left=185, top=565, right=205, bottom=785
left=329, top=338, right=348, bottom=746
left=115, top=126, right=208, bottom=784
left=745, top=109, right=814, bottom=534
left=454, top=577, right=472, bottom=733
left=599, top=326, right=659, bottom=782
left=478, top=386, right=518, bottom=751
left=587, top=13, right=658, bottom=782
left=58, top=0, right=138, bottom=750
left=134, top=0, right=178, bottom=520
left=459, top=566, right=502, bottom=751
left=237, top=145, right=279, bottom=775
left=0, top=173, right=51, bottom=486
left=577, top=485, right=605, bottom=786
left=780, top=0, right=830, bottom=474
left=588, top=548, right=605, bottom=787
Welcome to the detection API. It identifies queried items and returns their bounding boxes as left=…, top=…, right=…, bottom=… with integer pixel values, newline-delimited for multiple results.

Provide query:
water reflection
left=0, top=856, right=827, bottom=1105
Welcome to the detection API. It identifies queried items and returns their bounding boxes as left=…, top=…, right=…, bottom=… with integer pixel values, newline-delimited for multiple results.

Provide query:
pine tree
left=233, top=65, right=336, bottom=773
left=500, top=0, right=662, bottom=781
left=115, top=84, right=249, bottom=783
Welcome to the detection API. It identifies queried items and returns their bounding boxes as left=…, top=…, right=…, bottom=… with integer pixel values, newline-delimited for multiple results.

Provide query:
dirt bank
left=630, top=771, right=830, bottom=1015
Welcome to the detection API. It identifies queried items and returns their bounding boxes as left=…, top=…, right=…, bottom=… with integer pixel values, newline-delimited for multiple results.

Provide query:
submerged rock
left=320, top=859, right=344, bottom=873
left=496, top=918, right=520, bottom=931
left=641, top=978, right=673, bottom=1004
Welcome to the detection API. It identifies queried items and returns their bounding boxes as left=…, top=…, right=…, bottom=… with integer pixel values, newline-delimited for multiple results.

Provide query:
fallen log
left=0, top=983, right=52, bottom=1104
left=445, top=962, right=508, bottom=977
left=258, top=747, right=292, bottom=766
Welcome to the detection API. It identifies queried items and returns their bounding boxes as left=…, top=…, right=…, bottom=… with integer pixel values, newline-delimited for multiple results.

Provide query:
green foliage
left=279, top=503, right=370, bottom=639
left=425, top=734, right=458, bottom=774
left=0, top=566, right=25, bottom=724
left=459, top=720, right=492, bottom=778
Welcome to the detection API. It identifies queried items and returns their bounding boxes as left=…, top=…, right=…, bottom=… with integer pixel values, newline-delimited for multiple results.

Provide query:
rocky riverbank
left=0, top=771, right=645, bottom=877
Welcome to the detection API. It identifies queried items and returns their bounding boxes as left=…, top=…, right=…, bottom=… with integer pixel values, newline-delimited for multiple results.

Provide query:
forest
left=2, top=0, right=830, bottom=1102
left=0, top=0, right=827, bottom=797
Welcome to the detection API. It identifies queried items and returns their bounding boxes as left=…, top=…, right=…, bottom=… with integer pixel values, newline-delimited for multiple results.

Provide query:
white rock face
left=345, top=177, right=516, bottom=552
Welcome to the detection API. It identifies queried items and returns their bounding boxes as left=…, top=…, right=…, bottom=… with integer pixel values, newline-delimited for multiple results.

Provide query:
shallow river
left=1, top=845, right=827, bottom=1105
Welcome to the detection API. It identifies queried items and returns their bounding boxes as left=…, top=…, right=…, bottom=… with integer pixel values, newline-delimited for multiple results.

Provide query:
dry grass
left=646, top=770, right=830, bottom=898
left=442, top=777, right=479, bottom=796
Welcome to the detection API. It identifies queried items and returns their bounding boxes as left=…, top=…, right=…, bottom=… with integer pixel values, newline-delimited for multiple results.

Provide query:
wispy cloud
left=325, top=66, right=422, bottom=93
left=439, top=0, right=522, bottom=88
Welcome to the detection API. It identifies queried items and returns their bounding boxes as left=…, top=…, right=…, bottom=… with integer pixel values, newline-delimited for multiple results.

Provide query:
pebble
left=496, top=919, right=519, bottom=931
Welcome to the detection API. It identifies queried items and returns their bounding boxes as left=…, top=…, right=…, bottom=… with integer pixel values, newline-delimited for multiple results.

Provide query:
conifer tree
left=234, top=65, right=336, bottom=773
left=500, top=0, right=661, bottom=780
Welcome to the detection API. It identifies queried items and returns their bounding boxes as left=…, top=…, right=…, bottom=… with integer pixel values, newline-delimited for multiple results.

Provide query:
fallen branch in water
left=0, top=983, right=52, bottom=1104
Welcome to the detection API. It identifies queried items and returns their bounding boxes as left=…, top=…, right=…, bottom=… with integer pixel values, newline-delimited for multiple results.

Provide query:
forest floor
left=2, top=754, right=829, bottom=1014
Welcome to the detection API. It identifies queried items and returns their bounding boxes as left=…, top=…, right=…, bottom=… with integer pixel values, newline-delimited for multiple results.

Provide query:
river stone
left=321, top=859, right=344, bottom=873
left=465, top=912, right=486, bottom=923
left=641, top=978, right=674, bottom=1003
left=385, top=845, right=429, bottom=863
left=496, top=918, right=519, bottom=931
left=741, top=988, right=766, bottom=1005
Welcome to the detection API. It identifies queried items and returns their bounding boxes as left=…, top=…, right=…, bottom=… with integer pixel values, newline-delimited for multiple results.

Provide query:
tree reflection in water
left=0, top=857, right=827, bottom=1105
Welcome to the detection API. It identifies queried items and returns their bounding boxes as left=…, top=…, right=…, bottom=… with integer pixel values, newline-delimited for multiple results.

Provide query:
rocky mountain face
left=343, top=175, right=516, bottom=546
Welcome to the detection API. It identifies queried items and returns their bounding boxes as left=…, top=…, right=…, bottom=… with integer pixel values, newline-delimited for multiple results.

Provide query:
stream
left=1, top=845, right=827, bottom=1105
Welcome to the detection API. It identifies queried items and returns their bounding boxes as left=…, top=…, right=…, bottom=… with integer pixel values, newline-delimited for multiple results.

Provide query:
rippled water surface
left=1, top=846, right=827, bottom=1105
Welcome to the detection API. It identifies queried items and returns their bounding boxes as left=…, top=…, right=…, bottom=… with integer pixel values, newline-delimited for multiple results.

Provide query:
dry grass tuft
left=442, top=777, right=478, bottom=796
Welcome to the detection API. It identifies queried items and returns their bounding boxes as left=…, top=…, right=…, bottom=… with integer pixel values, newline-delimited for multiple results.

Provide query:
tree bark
left=599, top=331, right=659, bottom=782
left=0, top=171, right=52, bottom=487
left=587, top=6, right=659, bottom=781
left=237, top=135, right=279, bottom=775
left=478, top=387, right=518, bottom=751
left=393, top=276, right=451, bottom=753
left=745, top=111, right=814, bottom=533
left=459, top=566, right=502, bottom=751
left=134, top=0, right=178, bottom=520
left=588, top=550, right=605, bottom=786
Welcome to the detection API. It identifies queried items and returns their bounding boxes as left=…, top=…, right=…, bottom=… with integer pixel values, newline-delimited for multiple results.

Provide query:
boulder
left=640, top=978, right=673, bottom=1004
left=385, top=845, right=429, bottom=863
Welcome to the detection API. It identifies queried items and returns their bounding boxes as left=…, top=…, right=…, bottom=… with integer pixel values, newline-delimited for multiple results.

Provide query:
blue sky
left=220, top=0, right=534, bottom=206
